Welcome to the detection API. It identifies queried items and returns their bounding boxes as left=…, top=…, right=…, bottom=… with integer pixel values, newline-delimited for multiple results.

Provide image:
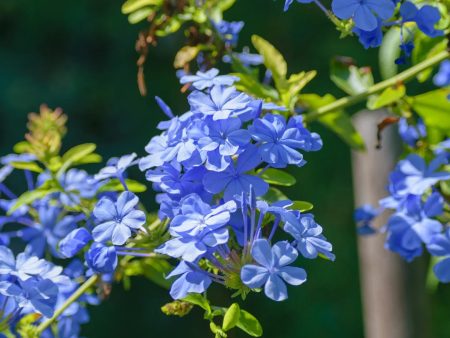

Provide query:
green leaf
left=9, top=187, right=57, bottom=214
left=58, top=143, right=97, bottom=175
left=299, top=94, right=365, bottom=150
left=262, top=187, right=288, bottom=203
left=121, top=0, right=162, bottom=14
left=409, top=89, right=450, bottom=133
left=222, top=303, right=240, bottom=331
left=174, top=45, right=200, bottom=69
left=283, top=70, right=317, bottom=109
left=183, top=293, right=211, bottom=314
left=99, top=179, right=147, bottom=193
left=9, top=161, right=43, bottom=173
left=257, top=168, right=296, bottom=186
left=412, top=32, right=447, bottom=83
left=234, top=73, right=279, bottom=101
left=72, top=153, right=102, bottom=166
left=291, top=200, right=314, bottom=212
left=236, top=310, right=263, bottom=337
left=330, top=58, right=373, bottom=96
left=128, top=7, right=154, bottom=24
left=251, top=35, right=287, bottom=90
left=124, top=258, right=172, bottom=289
left=367, top=84, right=406, bottom=110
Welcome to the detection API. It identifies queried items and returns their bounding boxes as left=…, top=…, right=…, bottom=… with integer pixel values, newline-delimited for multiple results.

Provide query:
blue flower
left=427, top=228, right=450, bottom=283
left=331, top=0, right=395, bottom=31
left=156, top=194, right=236, bottom=262
left=250, top=114, right=318, bottom=168
left=59, top=228, right=92, bottom=258
left=0, top=247, right=68, bottom=318
left=94, top=153, right=138, bottom=182
left=385, top=193, right=443, bottom=261
left=284, top=214, right=335, bottom=260
left=24, top=203, right=78, bottom=258
left=92, top=191, right=146, bottom=245
left=400, top=2, right=443, bottom=38
left=146, top=162, right=209, bottom=199
left=384, top=153, right=450, bottom=200
left=180, top=68, right=238, bottom=90
left=166, top=261, right=212, bottom=299
left=223, top=48, right=264, bottom=67
left=353, top=22, right=383, bottom=49
left=39, top=169, right=97, bottom=207
left=241, top=239, right=307, bottom=301
left=188, top=86, right=254, bottom=121
left=434, top=60, right=450, bottom=87
left=398, top=118, right=426, bottom=147
left=85, top=242, right=118, bottom=274
left=203, top=145, right=269, bottom=201
left=198, top=117, right=251, bottom=171
left=354, top=204, right=380, bottom=235
left=0, top=246, right=49, bottom=281
left=213, top=20, right=244, bottom=47
left=0, top=277, right=58, bottom=318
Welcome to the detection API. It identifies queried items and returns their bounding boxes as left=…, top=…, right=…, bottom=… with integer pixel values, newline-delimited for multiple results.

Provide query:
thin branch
left=305, top=50, right=450, bottom=122
left=36, top=274, right=99, bottom=334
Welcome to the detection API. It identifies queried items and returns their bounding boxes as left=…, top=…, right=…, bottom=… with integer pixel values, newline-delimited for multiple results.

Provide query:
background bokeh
left=0, top=1, right=448, bottom=337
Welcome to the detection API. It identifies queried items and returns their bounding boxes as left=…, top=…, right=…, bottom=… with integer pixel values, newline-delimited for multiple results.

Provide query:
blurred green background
left=0, top=1, right=449, bottom=337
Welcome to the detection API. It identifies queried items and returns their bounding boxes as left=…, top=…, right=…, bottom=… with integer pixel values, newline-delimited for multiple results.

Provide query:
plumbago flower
left=137, top=69, right=333, bottom=306
left=283, top=0, right=446, bottom=62
left=241, top=239, right=307, bottom=301
left=355, top=117, right=450, bottom=282
left=92, top=191, right=146, bottom=246
left=0, top=246, right=69, bottom=318
left=0, top=108, right=159, bottom=336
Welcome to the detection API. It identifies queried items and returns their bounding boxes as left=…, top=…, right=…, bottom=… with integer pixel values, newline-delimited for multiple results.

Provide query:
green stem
left=305, top=50, right=449, bottom=122
left=36, top=274, right=99, bottom=334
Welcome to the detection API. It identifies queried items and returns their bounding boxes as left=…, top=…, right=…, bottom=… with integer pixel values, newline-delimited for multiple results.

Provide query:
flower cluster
left=284, top=0, right=446, bottom=64
left=0, top=108, right=152, bottom=336
left=355, top=118, right=450, bottom=282
left=140, top=69, right=333, bottom=301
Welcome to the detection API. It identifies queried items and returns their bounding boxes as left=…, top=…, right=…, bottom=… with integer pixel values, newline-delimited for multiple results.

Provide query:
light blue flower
left=427, top=228, right=450, bottom=283
left=284, top=214, right=335, bottom=260
left=92, top=191, right=146, bottom=245
left=166, top=261, right=212, bottom=299
left=385, top=193, right=444, bottom=261
left=331, top=0, right=395, bottom=31
left=85, top=242, right=117, bottom=274
left=241, top=239, right=307, bottom=301
left=156, top=194, right=236, bottom=262
left=59, top=228, right=92, bottom=258
left=94, top=153, right=138, bottom=182
left=250, top=114, right=315, bottom=168
left=180, top=68, right=238, bottom=90
left=203, top=145, right=268, bottom=201
left=188, top=85, right=253, bottom=121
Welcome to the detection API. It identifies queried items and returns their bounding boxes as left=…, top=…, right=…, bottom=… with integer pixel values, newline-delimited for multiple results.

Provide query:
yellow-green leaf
left=409, top=89, right=450, bottom=133
left=222, top=303, right=240, bottom=331
left=174, top=46, right=200, bottom=69
left=257, top=168, right=296, bottom=186
left=367, top=84, right=406, bottom=110
left=122, top=0, right=162, bottom=14
left=251, top=35, right=287, bottom=90
left=236, top=310, right=263, bottom=337
left=9, top=161, right=43, bottom=173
